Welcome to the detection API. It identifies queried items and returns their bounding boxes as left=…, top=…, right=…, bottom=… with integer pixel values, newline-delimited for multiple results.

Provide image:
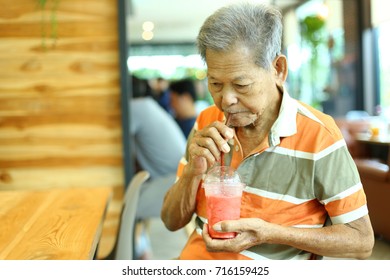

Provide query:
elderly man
left=161, top=2, right=374, bottom=260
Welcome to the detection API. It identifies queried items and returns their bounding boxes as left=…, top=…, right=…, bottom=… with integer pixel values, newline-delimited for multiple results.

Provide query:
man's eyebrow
left=233, top=76, right=247, bottom=81
left=207, top=75, right=248, bottom=81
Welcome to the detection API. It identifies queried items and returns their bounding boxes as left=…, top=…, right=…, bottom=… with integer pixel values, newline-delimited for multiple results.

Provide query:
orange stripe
left=176, top=160, right=185, bottom=177
left=241, top=192, right=327, bottom=226
left=196, top=105, right=224, bottom=130
left=230, top=135, right=243, bottom=168
left=179, top=231, right=251, bottom=260
left=195, top=190, right=327, bottom=227
left=325, top=189, right=367, bottom=217
left=279, top=113, right=344, bottom=154
left=196, top=187, right=207, bottom=218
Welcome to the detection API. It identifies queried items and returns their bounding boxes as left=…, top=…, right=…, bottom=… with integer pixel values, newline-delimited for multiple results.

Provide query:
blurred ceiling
left=126, top=0, right=306, bottom=44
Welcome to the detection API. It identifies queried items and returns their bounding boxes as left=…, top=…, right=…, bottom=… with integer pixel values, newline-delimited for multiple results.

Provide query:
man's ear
left=272, top=55, right=288, bottom=87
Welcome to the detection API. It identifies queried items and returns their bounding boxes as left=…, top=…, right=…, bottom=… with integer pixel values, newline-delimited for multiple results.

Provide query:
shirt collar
left=269, top=89, right=298, bottom=146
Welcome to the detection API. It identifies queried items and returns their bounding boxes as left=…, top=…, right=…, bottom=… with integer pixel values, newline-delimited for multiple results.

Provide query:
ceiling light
left=142, top=21, right=154, bottom=32
left=142, top=31, right=154, bottom=41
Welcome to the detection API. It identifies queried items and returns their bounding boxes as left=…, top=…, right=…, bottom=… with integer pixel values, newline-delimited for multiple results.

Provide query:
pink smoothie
left=206, top=194, right=241, bottom=239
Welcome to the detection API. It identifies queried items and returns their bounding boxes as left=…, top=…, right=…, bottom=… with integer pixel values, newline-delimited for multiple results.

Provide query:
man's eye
left=235, top=84, right=249, bottom=90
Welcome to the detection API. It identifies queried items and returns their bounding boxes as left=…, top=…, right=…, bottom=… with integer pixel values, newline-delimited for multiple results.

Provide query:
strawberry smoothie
left=206, top=192, right=242, bottom=239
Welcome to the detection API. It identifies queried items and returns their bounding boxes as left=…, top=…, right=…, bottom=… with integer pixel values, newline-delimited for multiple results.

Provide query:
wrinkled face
left=206, top=46, right=283, bottom=128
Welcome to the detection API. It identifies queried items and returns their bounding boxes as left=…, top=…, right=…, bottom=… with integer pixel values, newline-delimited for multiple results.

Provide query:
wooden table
left=355, top=132, right=390, bottom=145
left=0, top=187, right=112, bottom=260
left=355, top=133, right=390, bottom=165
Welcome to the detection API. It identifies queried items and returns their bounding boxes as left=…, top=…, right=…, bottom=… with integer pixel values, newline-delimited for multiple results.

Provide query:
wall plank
left=0, top=0, right=124, bottom=190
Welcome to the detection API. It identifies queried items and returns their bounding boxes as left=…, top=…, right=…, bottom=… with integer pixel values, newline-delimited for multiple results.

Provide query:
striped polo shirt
left=177, top=90, right=368, bottom=260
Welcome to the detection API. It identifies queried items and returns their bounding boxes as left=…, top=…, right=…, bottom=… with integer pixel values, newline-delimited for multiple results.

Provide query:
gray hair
left=196, top=2, right=283, bottom=70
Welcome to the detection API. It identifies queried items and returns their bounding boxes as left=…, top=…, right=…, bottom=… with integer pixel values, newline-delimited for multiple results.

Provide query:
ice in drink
left=203, top=166, right=244, bottom=239
left=206, top=189, right=242, bottom=238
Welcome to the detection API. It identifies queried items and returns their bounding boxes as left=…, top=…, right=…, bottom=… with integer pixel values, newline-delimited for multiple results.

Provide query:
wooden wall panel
left=0, top=0, right=124, bottom=190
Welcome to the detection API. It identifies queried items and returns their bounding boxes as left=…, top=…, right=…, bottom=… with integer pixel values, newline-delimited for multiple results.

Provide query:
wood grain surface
left=0, top=0, right=125, bottom=192
left=0, top=186, right=112, bottom=259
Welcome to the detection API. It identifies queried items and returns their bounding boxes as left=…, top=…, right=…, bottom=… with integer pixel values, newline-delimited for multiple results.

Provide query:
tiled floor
left=148, top=218, right=188, bottom=260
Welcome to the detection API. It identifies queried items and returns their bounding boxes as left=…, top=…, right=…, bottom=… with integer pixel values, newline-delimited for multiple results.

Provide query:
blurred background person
left=169, top=79, right=198, bottom=138
left=130, top=75, right=185, bottom=177
left=130, top=75, right=186, bottom=259
left=150, top=77, right=173, bottom=115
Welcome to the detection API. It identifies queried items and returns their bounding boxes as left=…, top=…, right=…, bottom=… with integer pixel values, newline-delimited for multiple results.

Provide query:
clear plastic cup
left=202, top=166, right=245, bottom=239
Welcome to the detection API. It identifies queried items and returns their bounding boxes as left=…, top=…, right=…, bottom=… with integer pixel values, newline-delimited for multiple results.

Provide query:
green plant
left=37, top=0, right=60, bottom=50
left=300, top=15, right=327, bottom=107
left=300, top=15, right=326, bottom=65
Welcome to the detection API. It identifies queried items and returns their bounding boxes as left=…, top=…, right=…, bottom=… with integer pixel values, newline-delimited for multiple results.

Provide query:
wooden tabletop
left=0, top=186, right=112, bottom=260
left=354, top=132, right=390, bottom=166
left=355, top=133, right=390, bottom=145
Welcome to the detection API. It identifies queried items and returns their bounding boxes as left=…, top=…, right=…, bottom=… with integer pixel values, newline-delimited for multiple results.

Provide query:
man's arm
left=161, top=121, right=235, bottom=231
left=203, top=215, right=375, bottom=259
left=271, top=215, right=374, bottom=259
left=161, top=161, right=202, bottom=231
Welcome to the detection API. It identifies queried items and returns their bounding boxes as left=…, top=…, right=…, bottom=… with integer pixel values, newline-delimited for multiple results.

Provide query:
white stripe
left=266, top=146, right=314, bottom=160
left=266, top=139, right=346, bottom=161
left=315, top=139, right=347, bottom=160
left=199, top=215, right=324, bottom=230
left=292, top=224, right=324, bottom=229
left=245, top=186, right=311, bottom=205
left=179, top=156, right=188, bottom=165
left=331, top=205, right=368, bottom=224
left=321, top=182, right=363, bottom=204
left=240, top=250, right=272, bottom=260
left=194, top=121, right=199, bottom=131
left=240, top=250, right=312, bottom=260
left=289, top=252, right=313, bottom=260
left=297, top=102, right=324, bottom=126
left=200, top=215, right=324, bottom=230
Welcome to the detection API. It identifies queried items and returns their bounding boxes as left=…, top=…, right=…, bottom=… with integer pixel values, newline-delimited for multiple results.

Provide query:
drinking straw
left=221, top=113, right=232, bottom=166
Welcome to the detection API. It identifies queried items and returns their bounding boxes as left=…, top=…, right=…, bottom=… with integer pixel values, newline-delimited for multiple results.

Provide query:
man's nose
left=221, top=87, right=238, bottom=107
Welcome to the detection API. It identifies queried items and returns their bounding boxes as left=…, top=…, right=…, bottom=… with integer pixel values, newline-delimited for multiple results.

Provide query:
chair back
left=115, top=170, right=150, bottom=260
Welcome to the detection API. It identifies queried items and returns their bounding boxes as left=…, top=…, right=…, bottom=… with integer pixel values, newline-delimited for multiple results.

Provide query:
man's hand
left=187, top=121, right=234, bottom=174
left=202, top=218, right=271, bottom=253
